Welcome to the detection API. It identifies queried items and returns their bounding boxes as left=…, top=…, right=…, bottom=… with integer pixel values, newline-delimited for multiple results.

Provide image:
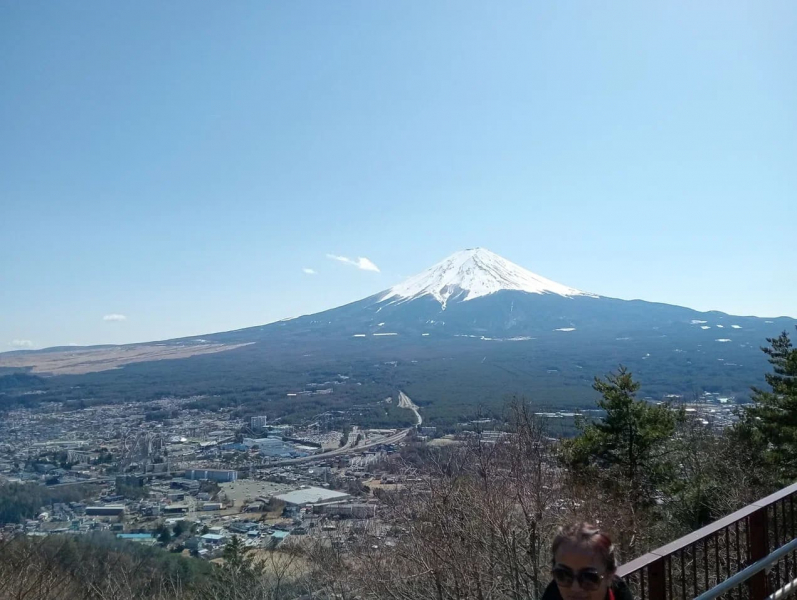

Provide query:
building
left=274, top=486, right=350, bottom=507
left=171, top=478, right=201, bottom=492
left=477, top=430, right=511, bottom=444
left=32, top=440, right=88, bottom=450
left=229, top=521, right=259, bottom=534
left=67, top=450, right=96, bottom=464
left=312, top=503, right=377, bottom=519
left=86, top=505, right=125, bottom=516
left=242, top=437, right=310, bottom=458
left=116, top=475, right=146, bottom=488
left=200, top=533, right=226, bottom=546
left=250, top=416, right=268, bottom=430
left=116, top=533, right=156, bottom=545
left=186, top=469, right=237, bottom=482
left=242, top=437, right=279, bottom=449
left=269, top=530, right=290, bottom=548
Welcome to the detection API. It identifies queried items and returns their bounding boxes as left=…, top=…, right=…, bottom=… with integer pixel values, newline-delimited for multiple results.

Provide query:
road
left=397, top=391, right=422, bottom=426
left=269, top=394, right=422, bottom=466
left=47, top=477, right=111, bottom=487
left=269, top=426, right=412, bottom=466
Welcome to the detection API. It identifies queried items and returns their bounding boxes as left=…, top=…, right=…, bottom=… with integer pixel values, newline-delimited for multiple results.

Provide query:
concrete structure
left=32, top=440, right=88, bottom=449
left=312, top=503, right=377, bottom=518
left=116, top=533, right=155, bottom=544
left=250, top=416, right=268, bottom=429
left=67, top=450, right=95, bottom=464
left=186, top=468, right=237, bottom=482
left=229, top=521, right=259, bottom=534
left=269, top=529, right=290, bottom=547
left=274, top=486, right=350, bottom=507
left=241, top=437, right=313, bottom=458
left=201, top=533, right=225, bottom=545
left=242, top=437, right=278, bottom=449
left=117, top=475, right=146, bottom=488
left=86, top=505, right=125, bottom=516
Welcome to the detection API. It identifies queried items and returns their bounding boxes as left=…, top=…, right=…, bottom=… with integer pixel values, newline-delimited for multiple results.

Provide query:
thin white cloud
left=9, top=339, right=34, bottom=348
left=326, top=254, right=380, bottom=272
left=103, top=314, right=127, bottom=322
left=302, top=268, right=317, bottom=275
left=355, top=257, right=380, bottom=272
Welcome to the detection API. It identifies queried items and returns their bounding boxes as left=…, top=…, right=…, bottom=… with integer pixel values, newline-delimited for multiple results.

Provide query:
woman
left=542, top=522, right=633, bottom=600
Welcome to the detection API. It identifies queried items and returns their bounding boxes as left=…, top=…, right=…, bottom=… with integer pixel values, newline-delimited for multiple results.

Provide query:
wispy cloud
left=103, top=314, right=127, bottom=322
left=326, top=254, right=380, bottom=272
left=302, top=268, right=317, bottom=275
left=9, top=339, right=34, bottom=348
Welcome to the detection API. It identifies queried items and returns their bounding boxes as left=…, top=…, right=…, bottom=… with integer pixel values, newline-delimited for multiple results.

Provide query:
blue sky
left=2, top=1, right=795, bottom=349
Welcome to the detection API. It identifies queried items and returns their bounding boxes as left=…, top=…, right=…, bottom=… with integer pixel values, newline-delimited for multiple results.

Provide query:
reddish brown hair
left=551, top=522, right=617, bottom=572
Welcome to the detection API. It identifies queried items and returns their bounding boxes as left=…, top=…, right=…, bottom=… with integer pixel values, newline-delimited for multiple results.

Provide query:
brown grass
left=0, top=343, right=251, bottom=375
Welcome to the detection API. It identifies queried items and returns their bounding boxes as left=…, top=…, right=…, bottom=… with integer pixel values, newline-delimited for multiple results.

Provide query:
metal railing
left=616, top=482, right=797, bottom=600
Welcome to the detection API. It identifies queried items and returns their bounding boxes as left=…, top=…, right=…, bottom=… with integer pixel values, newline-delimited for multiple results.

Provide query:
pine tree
left=566, top=365, right=681, bottom=505
left=195, top=535, right=268, bottom=600
left=157, top=526, right=171, bottom=545
left=173, top=519, right=188, bottom=537
left=740, top=328, right=797, bottom=483
left=222, top=535, right=248, bottom=568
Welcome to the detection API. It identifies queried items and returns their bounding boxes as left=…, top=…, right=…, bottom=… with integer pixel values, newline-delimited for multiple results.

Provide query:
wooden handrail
left=617, top=481, right=797, bottom=578
left=615, top=481, right=797, bottom=600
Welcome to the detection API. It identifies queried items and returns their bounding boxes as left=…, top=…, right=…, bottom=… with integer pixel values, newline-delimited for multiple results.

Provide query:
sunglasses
left=552, top=565, right=606, bottom=591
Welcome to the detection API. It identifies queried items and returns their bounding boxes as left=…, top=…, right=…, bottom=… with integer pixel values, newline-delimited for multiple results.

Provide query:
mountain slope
left=1, top=249, right=795, bottom=423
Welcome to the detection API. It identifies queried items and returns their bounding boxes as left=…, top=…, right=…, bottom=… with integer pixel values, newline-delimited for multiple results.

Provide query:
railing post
left=648, top=556, right=666, bottom=600
left=748, top=507, right=769, bottom=600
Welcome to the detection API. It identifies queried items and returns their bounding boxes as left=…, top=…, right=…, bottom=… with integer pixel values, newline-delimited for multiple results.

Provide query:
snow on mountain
left=380, top=248, right=597, bottom=309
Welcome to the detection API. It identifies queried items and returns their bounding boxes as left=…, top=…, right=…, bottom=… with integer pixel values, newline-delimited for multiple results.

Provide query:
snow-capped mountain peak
left=380, top=248, right=596, bottom=308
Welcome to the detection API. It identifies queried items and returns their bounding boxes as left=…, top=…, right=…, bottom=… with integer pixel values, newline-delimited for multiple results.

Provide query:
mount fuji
left=381, top=247, right=595, bottom=308
left=217, top=247, right=789, bottom=343
left=2, top=248, right=795, bottom=421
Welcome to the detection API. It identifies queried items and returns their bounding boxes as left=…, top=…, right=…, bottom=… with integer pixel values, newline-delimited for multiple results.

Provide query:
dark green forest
left=0, top=483, right=96, bottom=524
left=0, top=325, right=778, bottom=429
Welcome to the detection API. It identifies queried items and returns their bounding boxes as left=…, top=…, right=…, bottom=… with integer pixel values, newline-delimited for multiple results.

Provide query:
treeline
left=0, top=531, right=311, bottom=600
left=0, top=372, right=45, bottom=390
left=0, top=533, right=211, bottom=599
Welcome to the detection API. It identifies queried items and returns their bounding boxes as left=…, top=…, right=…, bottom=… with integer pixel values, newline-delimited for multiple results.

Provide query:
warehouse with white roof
left=274, top=486, right=350, bottom=507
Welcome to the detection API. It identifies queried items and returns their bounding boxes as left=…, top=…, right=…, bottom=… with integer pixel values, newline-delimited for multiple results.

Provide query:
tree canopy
left=566, top=365, right=682, bottom=505
left=737, top=328, right=797, bottom=484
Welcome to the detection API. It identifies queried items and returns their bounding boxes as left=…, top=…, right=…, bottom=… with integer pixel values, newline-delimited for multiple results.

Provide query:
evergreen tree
left=566, top=365, right=681, bottom=505
left=157, top=527, right=171, bottom=546
left=192, top=535, right=268, bottom=599
left=173, top=519, right=188, bottom=537
left=222, top=535, right=256, bottom=573
left=739, top=328, right=797, bottom=484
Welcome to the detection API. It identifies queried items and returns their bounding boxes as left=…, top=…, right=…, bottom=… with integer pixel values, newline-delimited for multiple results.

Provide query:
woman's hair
left=551, top=522, right=617, bottom=572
